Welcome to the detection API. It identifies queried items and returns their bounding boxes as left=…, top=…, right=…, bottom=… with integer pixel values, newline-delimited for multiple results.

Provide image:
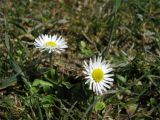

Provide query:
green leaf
left=117, top=75, right=127, bottom=83
left=62, top=82, right=72, bottom=89
left=40, top=95, right=55, bottom=108
left=126, top=103, right=138, bottom=115
left=80, top=41, right=86, bottom=48
left=31, top=87, right=38, bottom=93
left=95, top=101, right=105, bottom=111
left=41, top=95, right=55, bottom=103
left=150, top=98, right=157, bottom=106
left=32, top=79, right=53, bottom=87
left=50, top=68, right=56, bottom=78
left=32, top=79, right=53, bottom=92
left=81, top=48, right=94, bottom=57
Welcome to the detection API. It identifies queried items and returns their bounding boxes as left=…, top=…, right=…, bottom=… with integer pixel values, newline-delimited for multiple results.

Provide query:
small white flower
left=83, top=56, right=114, bottom=95
left=34, top=34, right=68, bottom=53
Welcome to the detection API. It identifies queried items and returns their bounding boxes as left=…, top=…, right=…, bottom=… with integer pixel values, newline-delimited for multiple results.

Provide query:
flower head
left=34, top=34, right=68, bottom=53
left=83, top=56, right=114, bottom=95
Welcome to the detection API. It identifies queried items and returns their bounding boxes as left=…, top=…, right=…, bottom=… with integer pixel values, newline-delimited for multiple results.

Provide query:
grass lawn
left=0, top=0, right=160, bottom=119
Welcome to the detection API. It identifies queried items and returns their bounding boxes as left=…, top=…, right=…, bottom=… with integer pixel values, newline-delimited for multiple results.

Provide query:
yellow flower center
left=92, top=68, right=104, bottom=82
left=45, top=41, right=56, bottom=47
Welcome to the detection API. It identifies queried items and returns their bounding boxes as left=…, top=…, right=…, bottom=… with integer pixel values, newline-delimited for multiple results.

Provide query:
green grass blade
left=4, top=15, right=10, bottom=51
left=115, top=0, right=121, bottom=12
left=0, top=73, right=19, bottom=90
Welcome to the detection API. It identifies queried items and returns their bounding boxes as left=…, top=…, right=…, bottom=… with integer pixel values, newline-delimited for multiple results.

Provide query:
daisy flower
left=34, top=34, right=68, bottom=53
left=83, top=56, right=114, bottom=95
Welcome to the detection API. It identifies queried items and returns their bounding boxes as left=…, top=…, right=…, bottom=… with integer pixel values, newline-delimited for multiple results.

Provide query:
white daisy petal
left=83, top=56, right=114, bottom=95
left=92, top=82, right=96, bottom=92
left=103, top=80, right=113, bottom=85
left=34, top=34, right=68, bottom=54
left=101, top=82, right=111, bottom=89
left=95, top=83, right=99, bottom=94
left=99, top=82, right=107, bottom=92
left=97, top=83, right=103, bottom=95
left=85, top=79, right=90, bottom=84
left=104, top=77, right=114, bottom=82
left=104, top=68, right=113, bottom=73
left=89, top=82, right=93, bottom=90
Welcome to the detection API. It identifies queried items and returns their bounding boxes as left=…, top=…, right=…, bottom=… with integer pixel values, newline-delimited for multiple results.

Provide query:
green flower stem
left=50, top=52, right=53, bottom=67
left=81, top=95, right=100, bottom=120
